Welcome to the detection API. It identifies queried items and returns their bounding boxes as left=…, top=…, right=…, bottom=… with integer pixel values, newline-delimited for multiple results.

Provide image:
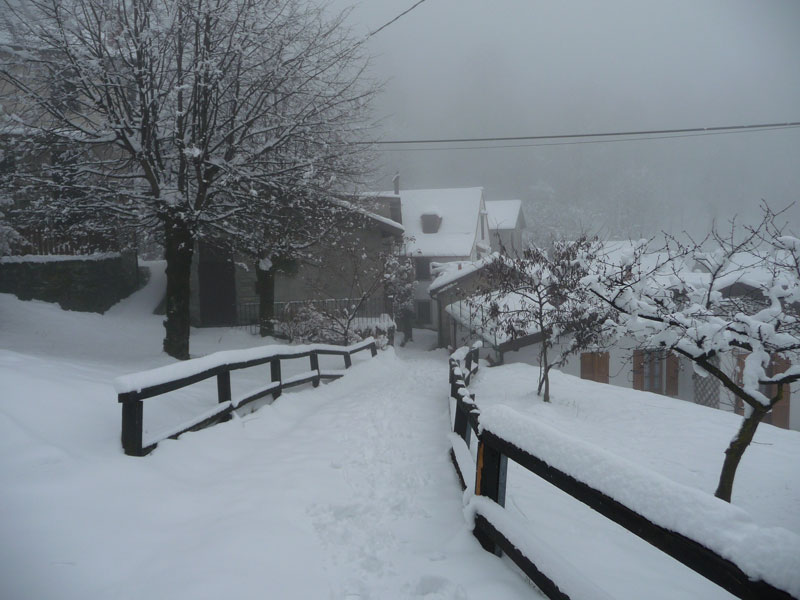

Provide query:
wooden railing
left=116, top=338, right=377, bottom=457
left=447, top=348, right=797, bottom=600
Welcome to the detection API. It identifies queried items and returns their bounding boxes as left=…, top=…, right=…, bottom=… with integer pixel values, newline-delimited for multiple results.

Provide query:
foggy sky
left=337, top=0, right=800, bottom=239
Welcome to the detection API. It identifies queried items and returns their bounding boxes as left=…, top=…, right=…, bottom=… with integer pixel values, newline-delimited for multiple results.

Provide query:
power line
left=368, top=0, right=431, bottom=38
left=366, top=120, right=800, bottom=146
left=379, top=124, right=800, bottom=152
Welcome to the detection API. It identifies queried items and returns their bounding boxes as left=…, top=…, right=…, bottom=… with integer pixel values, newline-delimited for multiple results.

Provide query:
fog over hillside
left=337, top=0, right=800, bottom=240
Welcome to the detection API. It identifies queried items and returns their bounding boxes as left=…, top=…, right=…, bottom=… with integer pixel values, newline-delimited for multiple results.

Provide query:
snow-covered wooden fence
left=447, top=348, right=798, bottom=600
left=115, top=338, right=378, bottom=456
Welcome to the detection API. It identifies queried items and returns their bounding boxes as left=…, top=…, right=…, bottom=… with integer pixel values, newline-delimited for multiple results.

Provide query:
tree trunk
left=256, top=263, right=276, bottom=338
left=714, top=405, right=767, bottom=502
left=537, top=342, right=551, bottom=402
left=162, top=219, right=193, bottom=360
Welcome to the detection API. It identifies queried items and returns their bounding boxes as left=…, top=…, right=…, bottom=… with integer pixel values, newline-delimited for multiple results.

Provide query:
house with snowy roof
left=485, top=200, right=526, bottom=255
left=365, top=183, right=492, bottom=329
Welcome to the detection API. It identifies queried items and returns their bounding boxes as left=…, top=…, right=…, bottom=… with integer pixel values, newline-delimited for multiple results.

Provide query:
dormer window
left=420, top=212, right=442, bottom=233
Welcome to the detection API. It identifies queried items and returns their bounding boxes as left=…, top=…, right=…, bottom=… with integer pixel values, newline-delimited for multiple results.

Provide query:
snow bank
left=478, top=404, right=800, bottom=596
left=0, top=252, right=120, bottom=263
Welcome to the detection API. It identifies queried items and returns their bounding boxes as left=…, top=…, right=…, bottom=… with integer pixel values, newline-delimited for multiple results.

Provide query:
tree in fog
left=1, top=0, right=376, bottom=358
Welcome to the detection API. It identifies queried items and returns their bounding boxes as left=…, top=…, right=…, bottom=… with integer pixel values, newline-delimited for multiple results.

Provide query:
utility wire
left=365, top=120, right=800, bottom=146
left=380, top=124, right=800, bottom=152
left=368, top=0, right=431, bottom=38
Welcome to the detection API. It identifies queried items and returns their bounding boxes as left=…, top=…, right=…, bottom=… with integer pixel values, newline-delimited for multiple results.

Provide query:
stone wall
left=0, top=251, right=139, bottom=313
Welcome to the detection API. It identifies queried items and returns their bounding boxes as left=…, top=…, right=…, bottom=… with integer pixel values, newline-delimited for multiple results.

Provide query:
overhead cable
left=366, top=121, right=800, bottom=147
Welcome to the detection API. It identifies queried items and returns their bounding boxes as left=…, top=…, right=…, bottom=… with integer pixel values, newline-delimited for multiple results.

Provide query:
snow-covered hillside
left=1, top=262, right=798, bottom=599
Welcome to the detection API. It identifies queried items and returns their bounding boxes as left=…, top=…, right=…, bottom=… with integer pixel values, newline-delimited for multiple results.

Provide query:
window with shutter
left=580, top=352, right=609, bottom=384
left=633, top=350, right=664, bottom=394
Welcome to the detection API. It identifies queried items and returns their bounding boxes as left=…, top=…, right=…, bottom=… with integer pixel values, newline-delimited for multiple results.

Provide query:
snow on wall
left=0, top=252, right=120, bottom=263
left=477, top=404, right=800, bottom=596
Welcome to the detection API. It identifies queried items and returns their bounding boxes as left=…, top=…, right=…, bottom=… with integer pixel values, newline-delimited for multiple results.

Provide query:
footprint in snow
left=411, top=575, right=468, bottom=599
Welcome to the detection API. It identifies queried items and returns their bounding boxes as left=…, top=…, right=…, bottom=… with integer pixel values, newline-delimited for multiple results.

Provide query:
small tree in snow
left=584, top=205, right=800, bottom=502
left=475, top=236, right=610, bottom=402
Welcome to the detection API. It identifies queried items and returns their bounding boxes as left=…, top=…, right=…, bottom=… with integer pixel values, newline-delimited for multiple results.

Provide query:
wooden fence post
left=120, top=397, right=144, bottom=457
left=270, top=358, right=282, bottom=399
left=217, top=371, right=231, bottom=404
left=369, top=342, right=377, bottom=357
left=453, top=391, right=470, bottom=442
left=344, top=352, right=352, bottom=369
left=310, top=351, right=320, bottom=387
left=474, top=438, right=508, bottom=555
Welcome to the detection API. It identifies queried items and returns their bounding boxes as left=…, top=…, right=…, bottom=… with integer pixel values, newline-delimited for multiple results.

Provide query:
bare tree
left=1, top=0, right=376, bottom=358
left=475, top=236, right=610, bottom=402
left=584, top=205, right=800, bottom=502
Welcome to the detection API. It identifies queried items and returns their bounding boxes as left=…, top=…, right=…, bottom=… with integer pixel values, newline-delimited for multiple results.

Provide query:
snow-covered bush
left=276, top=303, right=395, bottom=348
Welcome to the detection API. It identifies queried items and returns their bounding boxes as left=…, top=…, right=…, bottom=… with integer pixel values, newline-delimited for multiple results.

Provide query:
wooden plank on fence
left=319, top=369, right=346, bottom=379
left=232, top=381, right=282, bottom=409
left=120, top=399, right=144, bottom=457
left=270, top=359, right=282, bottom=400
left=310, top=351, right=320, bottom=388
left=120, top=368, right=226, bottom=402
left=281, top=371, right=319, bottom=390
left=474, top=439, right=508, bottom=555
left=217, top=371, right=231, bottom=404
left=474, top=515, right=571, bottom=600
left=143, top=402, right=234, bottom=449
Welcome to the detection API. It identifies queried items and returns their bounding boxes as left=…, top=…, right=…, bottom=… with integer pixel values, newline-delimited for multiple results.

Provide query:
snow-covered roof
left=331, top=198, right=404, bottom=236
left=485, top=200, right=523, bottom=231
left=381, top=187, right=483, bottom=258
left=428, top=254, right=497, bottom=296
left=445, top=290, right=547, bottom=349
left=709, top=252, right=775, bottom=292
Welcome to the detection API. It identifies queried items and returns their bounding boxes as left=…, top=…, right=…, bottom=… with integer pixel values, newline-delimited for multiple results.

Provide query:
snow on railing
left=447, top=348, right=799, bottom=600
left=116, top=338, right=378, bottom=456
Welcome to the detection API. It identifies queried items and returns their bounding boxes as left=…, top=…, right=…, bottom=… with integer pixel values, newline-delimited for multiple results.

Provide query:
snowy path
left=1, top=327, right=537, bottom=598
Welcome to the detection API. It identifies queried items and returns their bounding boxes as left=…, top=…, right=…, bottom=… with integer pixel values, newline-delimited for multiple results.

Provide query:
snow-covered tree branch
left=583, top=204, right=800, bottom=501
left=1, top=0, right=377, bottom=358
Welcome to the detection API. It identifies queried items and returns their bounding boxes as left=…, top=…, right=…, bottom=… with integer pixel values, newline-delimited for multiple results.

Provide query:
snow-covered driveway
left=0, top=309, right=537, bottom=599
